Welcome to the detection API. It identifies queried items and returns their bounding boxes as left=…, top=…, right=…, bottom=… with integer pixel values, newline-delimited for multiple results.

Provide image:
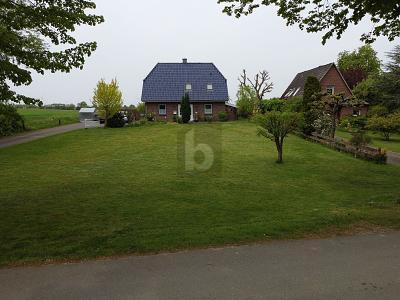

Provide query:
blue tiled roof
left=141, top=62, right=229, bottom=102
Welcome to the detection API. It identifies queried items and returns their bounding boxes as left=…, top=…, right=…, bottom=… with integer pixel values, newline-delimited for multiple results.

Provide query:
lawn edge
left=1, top=222, right=397, bottom=270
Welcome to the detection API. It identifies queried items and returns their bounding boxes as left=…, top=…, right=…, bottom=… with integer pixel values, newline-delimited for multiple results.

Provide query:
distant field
left=18, top=108, right=79, bottom=130
left=336, top=129, right=400, bottom=153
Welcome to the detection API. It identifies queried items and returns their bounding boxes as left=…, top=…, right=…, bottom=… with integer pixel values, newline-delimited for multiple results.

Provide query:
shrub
left=350, top=130, right=372, bottom=149
left=0, top=103, right=25, bottom=136
left=204, top=116, right=213, bottom=122
left=261, top=98, right=285, bottom=113
left=313, top=113, right=333, bottom=137
left=284, top=96, right=303, bottom=113
left=369, top=105, right=389, bottom=117
left=218, top=111, right=228, bottom=122
left=146, top=112, right=155, bottom=122
left=366, top=113, right=400, bottom=140
left=107, top=112, right=126, bottom=128
left=340, top=116, right=368, bottom=131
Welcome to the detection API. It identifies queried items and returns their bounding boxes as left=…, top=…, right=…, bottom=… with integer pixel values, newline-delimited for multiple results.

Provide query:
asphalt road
left=0, top=123, right=84, bottom=149
left=1, top=232, right=399, bottom=299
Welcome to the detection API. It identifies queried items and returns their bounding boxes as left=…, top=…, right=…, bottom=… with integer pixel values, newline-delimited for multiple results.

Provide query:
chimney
left=182, top=58, right=188, bottom=64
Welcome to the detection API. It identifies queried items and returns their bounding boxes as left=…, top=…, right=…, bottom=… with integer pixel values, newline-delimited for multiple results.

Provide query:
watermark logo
left=177, top=125, right=222, bottom=175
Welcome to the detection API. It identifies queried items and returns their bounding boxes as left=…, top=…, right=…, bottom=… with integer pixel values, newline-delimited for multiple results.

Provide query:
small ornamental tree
left=255, top=112, right=301, bottom=163
left=314, top=93, right=363, bottom=139
left=92, top=79, right=123, bottom=127
left=180, top=93, right=191, bottom=123
left=302, top=76, right=321, bottom=135
left=366, top=113, right=400, bottom=141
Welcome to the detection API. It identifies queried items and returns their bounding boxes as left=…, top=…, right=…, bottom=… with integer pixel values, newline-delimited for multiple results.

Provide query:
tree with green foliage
left=302, top=76, right=321, bottom=135
left=218, top=0, right=400, bottom=44
left=92, top=79, right=123, bottom=127
left=236, top=85, right=257, bottom=118
left=377, top=46, right=400, bottom=112
left=78, top=101, right=88, bottom=109
left=180, top=93, right=191, bottom=123
left=0, top=0, right=104, bottom=105
left=338, top=45, right=381, bottom=75
left=256, top=112, right=301, bottom=163
left=338, top=45, right=381, bottom=89
left=366, top=113, right=400, bottom=141
left=352, top=75, right=382, bottom=106
left=136, top=102, right=146, bottom=116
left=0, top=103, right=25, bottom=136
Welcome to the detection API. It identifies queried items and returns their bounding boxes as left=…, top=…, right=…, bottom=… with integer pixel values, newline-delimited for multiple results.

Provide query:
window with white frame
left=326, top=86, right=335, bottom=95
left=159, top=104, right=166, bottom=115
left=204, top=104, right=213, bottom=115
left=207, top=84, right=213, bottom=91
left=185, top=84, right=192, bottom=91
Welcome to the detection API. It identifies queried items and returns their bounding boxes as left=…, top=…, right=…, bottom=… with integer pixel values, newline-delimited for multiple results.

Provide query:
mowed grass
left=18, top=108, right=79, bottom=130
left=336, top=129, right=400, bottom=153
left=0, top=122, right=400, bottom=266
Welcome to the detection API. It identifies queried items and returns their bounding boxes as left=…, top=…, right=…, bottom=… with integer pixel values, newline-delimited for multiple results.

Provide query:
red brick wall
left=145, top=103, right=179, bottom=121
left=320, top=66, right=368, bottom=119
left=320, top=66, right=353, bottom=98
left=145, top=102, right=235, bottom=121
left=340, top=106, right=369, bottom=119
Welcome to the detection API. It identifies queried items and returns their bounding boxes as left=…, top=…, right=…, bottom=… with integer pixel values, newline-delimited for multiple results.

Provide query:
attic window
left=207, top=84, right=213, bottom=91
left=327, top=86, right=335, bottom=95
left=293, top=87, right=301, bottom=96
left=185, top=84, right=192, bottom=91
left=285, top=89, right=294, bottom=98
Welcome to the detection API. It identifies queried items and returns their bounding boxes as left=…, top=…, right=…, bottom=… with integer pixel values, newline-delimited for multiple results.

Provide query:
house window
left=204, top=104, right=213, bottom=115
left=207, top=84, right=213, bottom=91
left=159, top=104, right=166, bottom=115
left=326, top=86, right=335, bottom=95
left=185, top=84, right=192, bottom=91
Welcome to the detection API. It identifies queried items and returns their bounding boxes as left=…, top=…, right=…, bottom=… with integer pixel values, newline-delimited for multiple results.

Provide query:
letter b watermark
left=177, top=125, right=221, bottom=175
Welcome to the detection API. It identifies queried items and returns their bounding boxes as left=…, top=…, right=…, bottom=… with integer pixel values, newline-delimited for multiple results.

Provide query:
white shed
left=79, top=108, right=97, bottom=122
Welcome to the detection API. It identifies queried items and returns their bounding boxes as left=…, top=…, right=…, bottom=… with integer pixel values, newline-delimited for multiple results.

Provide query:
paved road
left=1, top=232, right=399, bottom=299
left=0, top=123, right=84, bottom=149
left=387, top=151, right=400, bottom=166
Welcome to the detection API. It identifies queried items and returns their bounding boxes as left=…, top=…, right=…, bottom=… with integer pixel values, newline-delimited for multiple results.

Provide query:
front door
left=178, top=104, right=194, bottom=121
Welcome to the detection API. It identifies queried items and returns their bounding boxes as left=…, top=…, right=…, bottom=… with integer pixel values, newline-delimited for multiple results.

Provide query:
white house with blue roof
left=141, top=59, right=237, bottom=121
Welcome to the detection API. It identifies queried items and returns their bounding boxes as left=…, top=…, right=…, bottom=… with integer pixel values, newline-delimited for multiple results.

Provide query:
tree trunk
left=104, top=112, right=109, bottom=128
left=275, top=138, right=283, bottom=163
left=330, top=111, right=337, bottom=139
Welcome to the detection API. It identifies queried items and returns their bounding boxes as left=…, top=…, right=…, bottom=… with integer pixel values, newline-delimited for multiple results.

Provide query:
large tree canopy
left=0, top=0, right=104, bottom=105
left=337, top=45, right=381, bottom=89
left=218, top=0, right=400, bottom=44
left=337, top=45, right=381, bottom=75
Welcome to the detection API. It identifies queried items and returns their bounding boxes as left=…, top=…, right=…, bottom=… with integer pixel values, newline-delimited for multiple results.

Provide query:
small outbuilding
left=79, top=108, right=98, bottom=122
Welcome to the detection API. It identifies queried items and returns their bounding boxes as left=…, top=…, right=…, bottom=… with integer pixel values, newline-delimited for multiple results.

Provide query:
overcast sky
left=16, top=0, right=400, bottom=106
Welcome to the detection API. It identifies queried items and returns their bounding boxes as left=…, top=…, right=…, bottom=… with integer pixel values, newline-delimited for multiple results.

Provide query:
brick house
left=141, top=59, right=237, bottom=121
left=282, top=63, right=368, bottom=118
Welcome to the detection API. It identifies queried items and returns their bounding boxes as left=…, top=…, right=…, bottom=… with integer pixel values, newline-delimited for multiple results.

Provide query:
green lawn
left=0, top=122, right=400, bottom=267
left=18, top=108, right=79, bottom=130
left=336, top=129, right=400, bottom=153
